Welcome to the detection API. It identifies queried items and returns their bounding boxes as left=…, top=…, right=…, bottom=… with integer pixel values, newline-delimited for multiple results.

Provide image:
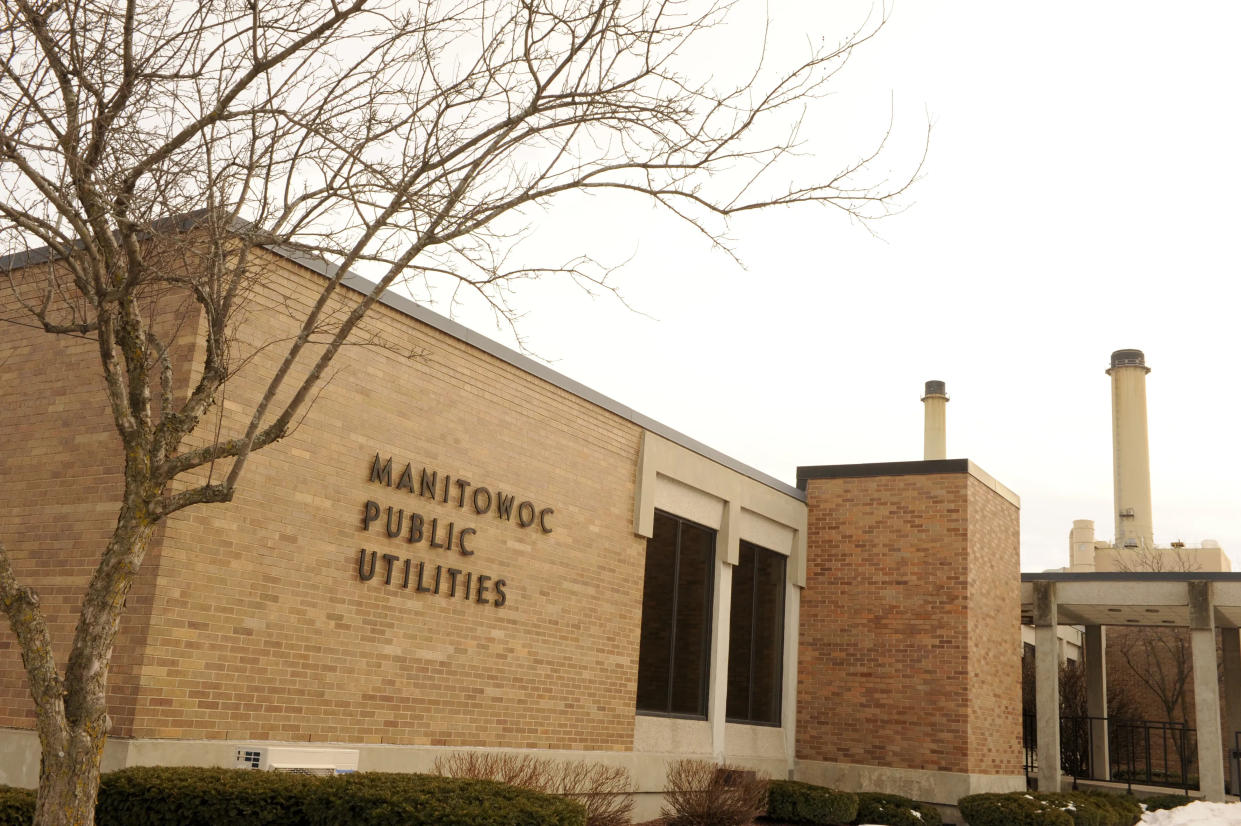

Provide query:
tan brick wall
left=797, top=470, right=1021, bottom=777
left=966, top=475, right=1022, bottom=775
left=1, top=248, right=651, bottom=751
left=0, top=275, right=197, bottom=733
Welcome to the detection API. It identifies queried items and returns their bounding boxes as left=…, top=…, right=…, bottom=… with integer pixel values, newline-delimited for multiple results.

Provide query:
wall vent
left=234, top=747, right=359, bottom=775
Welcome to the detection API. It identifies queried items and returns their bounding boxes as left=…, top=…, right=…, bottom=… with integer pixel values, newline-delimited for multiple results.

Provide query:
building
left=0, top=237, right=1024, bottom=815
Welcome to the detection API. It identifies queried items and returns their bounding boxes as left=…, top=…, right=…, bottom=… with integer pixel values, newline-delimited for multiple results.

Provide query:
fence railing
left=1022, top=713, right=1196, bottom=794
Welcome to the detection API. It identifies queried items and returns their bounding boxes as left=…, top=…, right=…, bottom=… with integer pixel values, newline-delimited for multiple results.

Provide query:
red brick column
left=794, top=461, right=1022, bottom=803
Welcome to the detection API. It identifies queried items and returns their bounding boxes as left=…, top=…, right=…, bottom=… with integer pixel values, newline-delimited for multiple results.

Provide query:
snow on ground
left=1140, top=801, right=1241, bottom=825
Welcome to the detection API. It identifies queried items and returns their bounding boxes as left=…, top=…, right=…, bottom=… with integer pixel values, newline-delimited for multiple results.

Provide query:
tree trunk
left=11, top=507, right=157, bottom=826
left=34, top=725, right=106, bottom=826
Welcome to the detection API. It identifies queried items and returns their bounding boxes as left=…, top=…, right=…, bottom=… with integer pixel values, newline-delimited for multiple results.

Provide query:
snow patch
left=1139, top=801, right=1241, bottom=825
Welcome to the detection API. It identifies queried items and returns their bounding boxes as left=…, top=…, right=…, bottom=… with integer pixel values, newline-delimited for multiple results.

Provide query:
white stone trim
left=795, top=758, right=1024, bottom=806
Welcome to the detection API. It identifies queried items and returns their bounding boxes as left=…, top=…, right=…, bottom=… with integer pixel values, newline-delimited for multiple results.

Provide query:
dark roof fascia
left=1022, top=571, right=1241, bottom=583
left=0, top=224, right=805, bottom=503
left=0, top=209, right=214, bottom=272
left=796, top=458, right=1019, bottom=507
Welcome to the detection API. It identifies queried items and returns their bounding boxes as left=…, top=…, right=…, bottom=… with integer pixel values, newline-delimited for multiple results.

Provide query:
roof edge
left=1022, top=571, right=1241, bottom=582
left=2, top=220, right=805, bottom=501
left=796, top=458, right=1019, bottom=507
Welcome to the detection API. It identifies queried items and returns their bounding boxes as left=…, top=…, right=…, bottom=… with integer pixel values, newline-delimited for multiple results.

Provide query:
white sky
left=406, top=0, right=1241, bottom=573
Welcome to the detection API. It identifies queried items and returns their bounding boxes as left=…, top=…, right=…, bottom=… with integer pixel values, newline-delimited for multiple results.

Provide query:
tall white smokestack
left=1107, top=349, right=1154, bottom=550
left=922, top=380, right=948, bottom=460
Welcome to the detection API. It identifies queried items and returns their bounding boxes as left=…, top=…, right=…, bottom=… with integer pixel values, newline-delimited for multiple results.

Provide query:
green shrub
left=765, top=779, right=858, bottom=825
left=1045, top=791, right=1141, bottom=826
left=958, top=791, right=1143, bottom=826
left=958, top=792, right=1074, bottom=826
left=1076, top=791, right=1142, bottom=826
left=90, top=766, right=584, bottom=826
left=305, top=772, right=586, bottom=826
left=1036, top=794, right=1107, bottom=826
left=0, top=786, right=35, bottom=826
left=97, top=766, right=319, bottom=825
left=1141, top=793, right=1194, bottom=812
left=852, top=792, right=941, bottom=826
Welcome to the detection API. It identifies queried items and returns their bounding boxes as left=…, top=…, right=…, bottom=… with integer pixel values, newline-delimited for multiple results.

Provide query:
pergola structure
left=1020, top=572, right=1241, bottom=801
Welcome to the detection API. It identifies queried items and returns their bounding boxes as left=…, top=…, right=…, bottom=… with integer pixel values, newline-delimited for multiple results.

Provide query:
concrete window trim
left=632, top=430, right=806, bottom=766
left=633, top=431, right=807, bottom=587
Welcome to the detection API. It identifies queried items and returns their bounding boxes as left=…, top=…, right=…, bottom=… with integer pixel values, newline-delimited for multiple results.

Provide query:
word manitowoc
left=367, top=453, right=554, bottom=532
left=355, top=453, right=561, bottom=608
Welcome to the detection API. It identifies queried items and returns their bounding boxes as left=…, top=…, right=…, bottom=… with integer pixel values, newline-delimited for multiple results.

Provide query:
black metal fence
left=1022, top=713, right=1196, bottom=794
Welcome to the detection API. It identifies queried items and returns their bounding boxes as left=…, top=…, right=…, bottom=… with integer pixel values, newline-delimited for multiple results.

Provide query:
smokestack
left=921, top=380, right=948, bottom=460
left=1107, top=349, right=1154, bottom=550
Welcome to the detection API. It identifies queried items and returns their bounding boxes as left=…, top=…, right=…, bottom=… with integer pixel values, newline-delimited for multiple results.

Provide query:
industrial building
left=1022, top=350, right=1241, bottom=802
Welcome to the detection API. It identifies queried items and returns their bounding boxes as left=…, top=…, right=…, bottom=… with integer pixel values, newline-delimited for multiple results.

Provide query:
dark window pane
left=726, top=544, right=756, bottom=719
left=636, top=513, right=678, bottom=712
left=635, top=512, right=715, bottom=718
left=726, top=541, right=786, bottom=725
left=750, top=548, right=786, bottom=724
left=669, top=521, right=714, bottom=715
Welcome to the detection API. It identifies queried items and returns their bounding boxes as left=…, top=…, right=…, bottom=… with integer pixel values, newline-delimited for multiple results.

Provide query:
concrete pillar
left=1035, top=581, right=1061, bottom=793
left=709, top=503, right=738, bottom=763
left=1222, top=627, right=1241, bottom=794
left=921, top=381, right=948, bottom=461
left=1189, top=581, right=1226, bottom=801
left=1107, top=350, right=1154, bottom=551
left=1085, top=625, right=1109, bottom=780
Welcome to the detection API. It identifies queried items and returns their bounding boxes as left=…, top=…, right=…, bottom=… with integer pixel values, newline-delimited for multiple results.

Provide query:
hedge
left=958, top=793, right=1074, bottom=826
left=305, top=772, right=586, bottom=826
left=852, top=792, right=942, bottom=826
left=2, top=768, right=586, bottom=826
left=0, top=786, right=35, bottom=826
left=958, top=791, right=1141, bottom=826
left=1140, top=793, right=1194, bottom=812
left=766, top=780, right=858, bottom=825
left=97, top=766, right=318, bottom=825
left=1076, top=791, right=1142, bottom=826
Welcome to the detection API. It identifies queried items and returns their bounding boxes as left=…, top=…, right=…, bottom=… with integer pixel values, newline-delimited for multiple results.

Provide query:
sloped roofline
left=0, top=214, right=805, bottom=502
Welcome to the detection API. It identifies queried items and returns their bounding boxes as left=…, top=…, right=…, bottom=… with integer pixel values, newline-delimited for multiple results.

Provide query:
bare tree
left=1115, top=627, right=1192, bottom=727
left=0, top=0, right=920, bottom=822
left=1110, top=548, right=1198, bottom=729
left=1106, top=547, right=1200, bottom=780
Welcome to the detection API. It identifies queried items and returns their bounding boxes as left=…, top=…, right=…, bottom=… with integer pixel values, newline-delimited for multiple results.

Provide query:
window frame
left=635, top=509, right=717, bottom=720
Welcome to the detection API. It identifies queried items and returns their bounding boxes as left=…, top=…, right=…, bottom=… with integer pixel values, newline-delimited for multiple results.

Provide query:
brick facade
left=796, top=465, right=1021, bottom=778
left=966, top=475, right=1024, bottom=775
left=1, top=249, right=649, bottom=750
left=0, top=286, right=197, bottom=734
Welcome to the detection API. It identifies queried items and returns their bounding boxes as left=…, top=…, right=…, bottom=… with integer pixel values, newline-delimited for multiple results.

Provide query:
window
left=725, top=541, right=786, bottom=725
left=636, top=511, right=715, bottom=717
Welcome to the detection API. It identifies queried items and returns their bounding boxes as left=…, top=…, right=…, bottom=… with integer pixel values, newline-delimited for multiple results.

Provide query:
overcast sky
left=406, top=0, right=1241, bottom=573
